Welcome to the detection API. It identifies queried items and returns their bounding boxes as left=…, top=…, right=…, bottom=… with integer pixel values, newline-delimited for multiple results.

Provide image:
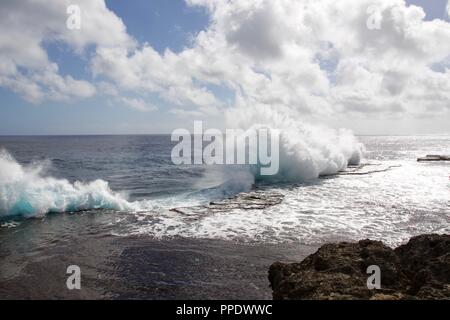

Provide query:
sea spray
left=226, top=106, right=364, bottom=182
left=0, top=149, right=133, bottom=218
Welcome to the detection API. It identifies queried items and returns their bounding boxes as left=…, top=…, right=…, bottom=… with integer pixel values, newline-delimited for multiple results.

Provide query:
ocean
left=0, top=135, right=449, bottom=299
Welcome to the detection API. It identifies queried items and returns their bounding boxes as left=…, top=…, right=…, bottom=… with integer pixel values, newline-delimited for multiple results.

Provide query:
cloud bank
left=0, top=0, right=449, bottom=119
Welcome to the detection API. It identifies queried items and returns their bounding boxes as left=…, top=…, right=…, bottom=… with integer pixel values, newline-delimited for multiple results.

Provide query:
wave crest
left=0, top=150, right=132, bottom=218
left=227, top=106, right=365, bottom=182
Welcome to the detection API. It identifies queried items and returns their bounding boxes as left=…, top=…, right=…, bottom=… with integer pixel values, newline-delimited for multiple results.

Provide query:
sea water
left=0, top=135, right=448, bottom=298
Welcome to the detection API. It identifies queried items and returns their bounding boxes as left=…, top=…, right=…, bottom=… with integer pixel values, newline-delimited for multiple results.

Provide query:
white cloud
left=1, top=0, right=450, bottom=122
left=119, top=97, right=157, bottom=112
left=447, top=0, right=450, bottom=19
left=0, top=0, right=133, bottom=103
left=180, top=0, right=450, bottom=119
left=91, top=44, right=222, bottom=115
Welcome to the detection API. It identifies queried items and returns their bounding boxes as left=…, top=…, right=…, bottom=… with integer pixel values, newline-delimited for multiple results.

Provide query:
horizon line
left=0, top=133, right=449, bottom=137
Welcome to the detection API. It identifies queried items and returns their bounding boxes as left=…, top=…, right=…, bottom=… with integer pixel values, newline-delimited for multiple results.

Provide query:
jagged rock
left=395, top=234, right=450, bottom=299
left=269, top=234, right=450, bottom=300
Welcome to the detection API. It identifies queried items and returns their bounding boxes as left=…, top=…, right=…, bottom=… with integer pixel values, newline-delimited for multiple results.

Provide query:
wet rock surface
left=417, top=155, right=450, bottom=162
left=328, top=162, right=401, bottom=176
left=269, top=234, right=450, bottom=300
left=170, top=190, right=284, bottom=216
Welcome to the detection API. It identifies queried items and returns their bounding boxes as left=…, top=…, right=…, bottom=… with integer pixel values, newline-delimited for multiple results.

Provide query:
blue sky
left=0, top=0, right=211, bottom=135
left=0, top=0, right=449, bottom=135
left=106, top=0, right=209, bottom=54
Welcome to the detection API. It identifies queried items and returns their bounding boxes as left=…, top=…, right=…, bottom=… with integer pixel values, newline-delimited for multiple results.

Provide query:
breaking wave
left=0, top=149, right=133, bottom=218
left=227, top=106, right=365, bottom=182
left=0, top=108, right=364, bottom=218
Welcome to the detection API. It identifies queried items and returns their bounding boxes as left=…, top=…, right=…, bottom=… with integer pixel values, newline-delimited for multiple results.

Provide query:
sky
left=0, top=0, right=449, bottom=135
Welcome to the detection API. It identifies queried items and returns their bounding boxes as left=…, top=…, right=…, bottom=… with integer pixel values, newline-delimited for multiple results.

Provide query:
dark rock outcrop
left=170, top=190, right=284, bottom=218
left=269, top=234, right=450, bottom=300
left=417, top=155, right=450, bottom=162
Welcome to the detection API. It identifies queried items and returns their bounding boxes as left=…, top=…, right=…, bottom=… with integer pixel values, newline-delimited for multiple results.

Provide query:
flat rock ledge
left=269, top=234, right=450, bottom=300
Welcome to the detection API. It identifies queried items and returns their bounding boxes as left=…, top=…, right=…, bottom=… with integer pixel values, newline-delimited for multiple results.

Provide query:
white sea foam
left=132, top=159, right=450, bottom=246
left=0, top=149, right=133, bottom=218
left=227, top=106, right=364, bottom=182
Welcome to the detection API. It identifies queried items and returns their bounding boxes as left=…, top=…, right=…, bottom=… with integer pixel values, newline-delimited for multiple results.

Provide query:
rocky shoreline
left=269, top=234, right=450, bottom=300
